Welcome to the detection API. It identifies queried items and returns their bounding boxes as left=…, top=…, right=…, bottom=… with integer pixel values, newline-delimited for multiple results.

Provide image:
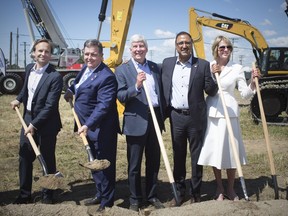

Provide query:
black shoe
left=148, top=198, right=165, bottom=209
left=190, top=195, right=201, bottom=204
left=41, top=196, right=53, bottom=204
left=13, top=196, right=32, bottom=204
left=129, top=203, right=139, bottom=212
left=96, top=206, right=105, bottom=213
left=169, top=196, right=184, bottom=207
left=41, top=191, right=53, bottom=204
left=84, top=196, right=101, bottom=206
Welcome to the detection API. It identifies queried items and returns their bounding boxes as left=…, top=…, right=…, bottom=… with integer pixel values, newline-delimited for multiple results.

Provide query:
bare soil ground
left=0, top=94, right=288, bottom=216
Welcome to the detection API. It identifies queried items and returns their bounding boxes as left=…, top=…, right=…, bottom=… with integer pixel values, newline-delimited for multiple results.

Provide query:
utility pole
left=21, top=42, right=29, bottom=67
left=239, top=55, right=244, bottom=65
left=9, top=32, right=12, bottom=67
left=230, top=37, right=239, bottom=62
left=16, top=28, right=19, bottom=67
left=150, top=50, right=154, bottom=61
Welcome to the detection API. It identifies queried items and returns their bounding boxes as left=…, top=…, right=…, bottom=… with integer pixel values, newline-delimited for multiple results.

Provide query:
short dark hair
left=83, top=39, right=103, bottom=54
left=175, top=31, right=193, bottom=44
left=32, top=39, right=54, bottom=53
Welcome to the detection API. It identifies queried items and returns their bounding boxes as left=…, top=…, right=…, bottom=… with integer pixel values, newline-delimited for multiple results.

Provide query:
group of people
left=11, top=31, right=259, bottom=213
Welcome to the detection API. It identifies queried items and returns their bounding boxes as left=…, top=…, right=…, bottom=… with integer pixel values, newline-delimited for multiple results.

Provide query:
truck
left=0, top=0, right=82, bottom=94
left=189, top=7, right=288, bottom=125
left=0, top=0, right=134, bottom=99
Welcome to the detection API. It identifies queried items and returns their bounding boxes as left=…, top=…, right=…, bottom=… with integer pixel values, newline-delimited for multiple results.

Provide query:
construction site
left=0, top=0, right=287, bottom=215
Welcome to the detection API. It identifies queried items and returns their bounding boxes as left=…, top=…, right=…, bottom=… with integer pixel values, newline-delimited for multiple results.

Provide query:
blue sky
left=0, top=0, right=287, bottom=68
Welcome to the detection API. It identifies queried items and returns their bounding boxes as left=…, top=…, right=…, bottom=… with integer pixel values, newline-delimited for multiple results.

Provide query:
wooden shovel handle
left=252, top=63, right=276, bottom=175
left=142, top=81, right=175, bottom=183
left=15, top=107, right=41, bottom=157
left=215, top=73, right=244, bottom=177
left=68, top=100, right=89, bottom=146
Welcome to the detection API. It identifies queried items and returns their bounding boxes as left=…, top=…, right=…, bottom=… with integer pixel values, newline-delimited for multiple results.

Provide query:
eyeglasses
left=218, top=45, right=232, bottom=51
left=176, top=41, right=192, bottom=46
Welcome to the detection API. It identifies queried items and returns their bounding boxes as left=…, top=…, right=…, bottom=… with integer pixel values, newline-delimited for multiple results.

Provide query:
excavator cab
left=261, top=48, right=288, bottom=74
left=251, top=47, right=288, bottom=125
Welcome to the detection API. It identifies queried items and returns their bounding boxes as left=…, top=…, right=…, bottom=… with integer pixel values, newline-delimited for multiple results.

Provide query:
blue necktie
left=78, top=69, right=92, bottom=86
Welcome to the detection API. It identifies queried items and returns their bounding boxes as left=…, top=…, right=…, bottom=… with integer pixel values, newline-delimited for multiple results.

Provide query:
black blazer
left=161, top=56, right=218, bottom=129
left=17, top=63, right=63, bottom=135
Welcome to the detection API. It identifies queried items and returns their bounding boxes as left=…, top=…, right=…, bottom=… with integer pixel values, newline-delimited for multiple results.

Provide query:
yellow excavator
left=189, top=7, right=288, bottom=125
left=97, top=0, right=135, bottom=115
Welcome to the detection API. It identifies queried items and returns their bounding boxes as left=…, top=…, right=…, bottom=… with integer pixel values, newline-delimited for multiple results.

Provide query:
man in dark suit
left=115, top=34, right=165, bottom=211
left=64, top=39, right=119, bottom=213
left=161, top=31, right=218, bottom=206
left=11, top=39, right=63, bottom=204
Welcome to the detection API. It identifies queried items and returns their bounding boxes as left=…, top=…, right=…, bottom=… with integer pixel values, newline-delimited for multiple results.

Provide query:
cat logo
left=215, top=23, right=233, bottom=30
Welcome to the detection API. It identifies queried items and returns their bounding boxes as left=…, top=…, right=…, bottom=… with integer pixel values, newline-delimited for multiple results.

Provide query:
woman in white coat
left=198, top=35, right=259, bottom=201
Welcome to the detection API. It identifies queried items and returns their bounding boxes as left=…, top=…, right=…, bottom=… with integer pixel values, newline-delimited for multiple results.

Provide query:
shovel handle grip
left=68, top=100, right=89, bottom=146
left=15, top=107, right=41, bottom=157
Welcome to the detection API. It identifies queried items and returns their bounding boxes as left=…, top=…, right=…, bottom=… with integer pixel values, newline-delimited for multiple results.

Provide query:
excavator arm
left=189, top=7, right=268, bottom=62
left=102, top=0, right=134, bottom=70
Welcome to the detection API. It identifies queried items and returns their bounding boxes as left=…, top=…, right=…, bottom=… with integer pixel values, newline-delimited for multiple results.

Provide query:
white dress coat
left=198, top=60, right=254, bottom=169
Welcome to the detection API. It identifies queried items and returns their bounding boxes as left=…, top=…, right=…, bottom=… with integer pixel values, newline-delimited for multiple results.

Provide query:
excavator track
left=250, top=77, right=288, bottom=126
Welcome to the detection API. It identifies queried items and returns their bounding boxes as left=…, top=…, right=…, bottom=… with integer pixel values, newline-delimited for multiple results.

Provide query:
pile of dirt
left=1, top=200, right=287, bottom=216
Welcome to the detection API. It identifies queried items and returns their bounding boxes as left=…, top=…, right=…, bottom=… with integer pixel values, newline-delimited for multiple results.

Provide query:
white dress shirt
left=170, top=57, right=192, bottom=109
left=27, top=64, right=48, bottom=111
left=133, top=58, right=159, bottom=107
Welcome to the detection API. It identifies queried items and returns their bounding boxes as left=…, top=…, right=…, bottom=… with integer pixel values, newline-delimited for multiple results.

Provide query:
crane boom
left=21, top=0, right=68, bottom=49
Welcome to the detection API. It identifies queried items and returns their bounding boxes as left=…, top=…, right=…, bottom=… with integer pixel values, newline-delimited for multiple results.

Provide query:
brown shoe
left=169, top=196, right=184, bottom=207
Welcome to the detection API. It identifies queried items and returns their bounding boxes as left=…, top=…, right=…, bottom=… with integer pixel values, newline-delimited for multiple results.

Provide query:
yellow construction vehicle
left=189, top=7, right=288, bottom=125
left=100, top=0, right=134, bottom=115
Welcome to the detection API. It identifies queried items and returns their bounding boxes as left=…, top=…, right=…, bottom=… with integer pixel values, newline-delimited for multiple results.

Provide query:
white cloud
left=268, top=36, right=288, bottom=46
left=281, top=1, right=287, bottom=10
left=154, top=29, right=175, bottom=38
left=261, top=19, right=272, bottom=26
left=263, top=30, right=277, bottom=37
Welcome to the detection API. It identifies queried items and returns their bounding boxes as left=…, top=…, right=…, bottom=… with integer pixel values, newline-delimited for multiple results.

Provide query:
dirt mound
left=1, top=200, right=287, bottom=216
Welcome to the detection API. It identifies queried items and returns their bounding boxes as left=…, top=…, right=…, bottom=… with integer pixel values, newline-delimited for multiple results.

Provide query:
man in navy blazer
left=115, top=34, right=165, bottom=211
left=64, top=39, right=119, bottom=213
left=161, top=32, right=218, bottom=206
left=11, top=39, right=63, bottom=204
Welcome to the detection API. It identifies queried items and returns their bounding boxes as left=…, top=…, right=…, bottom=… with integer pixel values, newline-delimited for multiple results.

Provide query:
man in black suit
left=115, top=34, right=165, bottom=211
left=161, top=31, right=218, bottom=206
left=11, top=39, right=63, bottom=204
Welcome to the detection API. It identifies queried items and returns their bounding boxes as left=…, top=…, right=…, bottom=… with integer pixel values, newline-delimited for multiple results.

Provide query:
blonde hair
left=211, top=35, right=233, bottom=59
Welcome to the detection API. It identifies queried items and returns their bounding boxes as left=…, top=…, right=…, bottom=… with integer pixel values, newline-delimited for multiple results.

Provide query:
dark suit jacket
left=17, top=63, right=63, bottom=135
left=115, top=59, right=165, bottom=136
left=68, top=62, right=120, bottom=147
left=161, top=56, right=218, bottom=130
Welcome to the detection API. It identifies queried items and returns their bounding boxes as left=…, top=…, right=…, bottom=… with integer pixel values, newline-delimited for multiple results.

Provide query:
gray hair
left=130, top=34, right=148, bottom=49
left=83, top=39, right=103, bottom=54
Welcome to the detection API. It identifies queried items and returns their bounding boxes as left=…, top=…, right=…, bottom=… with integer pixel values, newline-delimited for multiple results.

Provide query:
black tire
left=250, top=89, right=285, bottom=123
left=63, top=72, right=77, bottom=92
left=0, top=73, right=23, bottom=94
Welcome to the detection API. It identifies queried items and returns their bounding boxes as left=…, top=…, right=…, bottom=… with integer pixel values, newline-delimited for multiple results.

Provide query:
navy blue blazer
left=115, top=59, right=165, bottom=136
left=161, top=56, right=218, bottom=130
left=17, top=63, right=63, bottom=135
left=68, top=62, right=120, bottom=146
